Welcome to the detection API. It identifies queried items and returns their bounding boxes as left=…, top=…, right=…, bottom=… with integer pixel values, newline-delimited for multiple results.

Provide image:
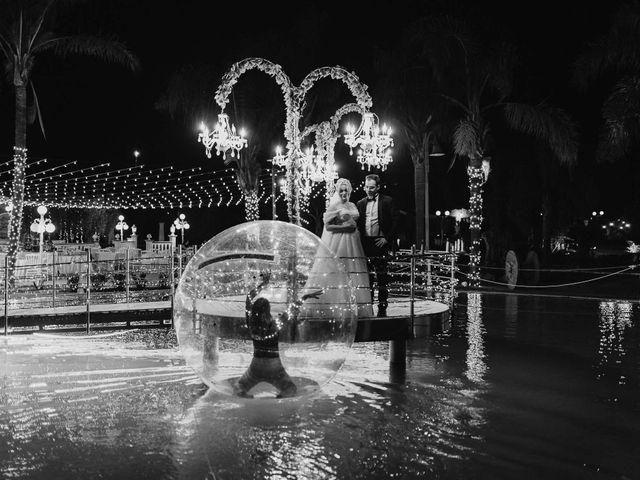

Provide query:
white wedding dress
left=306, top=201, right=374, bottom=318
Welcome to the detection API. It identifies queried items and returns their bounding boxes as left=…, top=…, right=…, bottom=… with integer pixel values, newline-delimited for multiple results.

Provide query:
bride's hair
left=329, top=178, right=352, bottom=207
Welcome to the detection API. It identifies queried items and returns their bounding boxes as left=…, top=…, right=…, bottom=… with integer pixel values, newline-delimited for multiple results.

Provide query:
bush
left=132, top=271, right=147, bottom=290
left=66, top=273, right=80, bottom=292
left=90, top=273, right=108, bottom=290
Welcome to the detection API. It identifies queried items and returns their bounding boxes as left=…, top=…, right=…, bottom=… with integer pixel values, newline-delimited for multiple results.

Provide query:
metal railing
left=2, top=245, right=195, bottom=334
left=1, top=244, right=458, bottom=335
left=388, top=246, right=459, bottom=320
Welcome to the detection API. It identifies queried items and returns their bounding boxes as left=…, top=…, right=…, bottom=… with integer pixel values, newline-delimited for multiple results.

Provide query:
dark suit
left=357, top=194, right=398, bottom=310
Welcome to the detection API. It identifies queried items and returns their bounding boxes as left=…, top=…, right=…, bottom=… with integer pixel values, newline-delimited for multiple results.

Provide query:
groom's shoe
left=376, top=305, right=387, bottom=317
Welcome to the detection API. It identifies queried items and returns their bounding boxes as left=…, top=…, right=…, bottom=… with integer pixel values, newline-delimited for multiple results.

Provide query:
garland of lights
left=1, top=162, right=283, bottom=210
left=244, top=190, right=259, bottom=221
left=466, top=162, right=485, bottom=287
left=297, top=104, right=367, bottom=210
left=6, top=146, right=28, bottom=283
left=212, top=59, right=374, bottom=225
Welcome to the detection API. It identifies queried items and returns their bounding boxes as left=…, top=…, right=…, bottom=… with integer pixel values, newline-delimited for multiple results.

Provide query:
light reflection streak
left=465, top=292, right=487, bottom=383
left=504, top=294, right=518, bottom=339
left=597, top=301, right=633, bottom=385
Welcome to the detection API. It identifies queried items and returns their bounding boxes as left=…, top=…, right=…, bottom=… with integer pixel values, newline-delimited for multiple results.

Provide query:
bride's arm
left=347, top=202, right=359, bottom=221
left=323, top=209, right=341, bottom=224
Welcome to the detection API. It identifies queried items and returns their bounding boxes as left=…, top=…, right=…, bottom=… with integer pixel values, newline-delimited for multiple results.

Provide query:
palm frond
left=155, top=64, right=219, bottom=124
left=503, top=102, right=578, bottom=165
left=484, top=41, right=517, bottom=100
left=29, top=80, right=46, bottom=139
left=453, top=119, right=480, bottom=158
left=572, top=3, right=640, bottom=91
left=27, top=0, right=55, bottom=52
left=596, top=75, right=640, bottom=162
left=38, top=35, right=139, bottom=71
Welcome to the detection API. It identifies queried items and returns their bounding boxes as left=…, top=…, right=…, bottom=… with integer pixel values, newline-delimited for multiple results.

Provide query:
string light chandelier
left=198, top=113, right=247, bottom=160
left=272, top=145, right=287, bottom=167
left=300, top=146, right=328, bottom=184
left=344, top=112, right=394, bottom=171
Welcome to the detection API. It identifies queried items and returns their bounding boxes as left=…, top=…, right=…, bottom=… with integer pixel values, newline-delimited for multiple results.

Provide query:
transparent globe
left=174, top=220, right=357, bottom=399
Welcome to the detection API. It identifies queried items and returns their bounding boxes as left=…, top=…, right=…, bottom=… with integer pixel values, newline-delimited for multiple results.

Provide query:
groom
left=357, top=174, right=398, bottom=317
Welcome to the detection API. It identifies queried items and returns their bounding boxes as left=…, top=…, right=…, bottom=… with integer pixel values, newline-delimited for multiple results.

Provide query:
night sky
left=0, top=0, right=634, bottom=244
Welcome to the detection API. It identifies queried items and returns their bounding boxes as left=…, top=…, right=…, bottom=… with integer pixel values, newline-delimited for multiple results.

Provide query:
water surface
left=1, top=292, right=638, bottom=479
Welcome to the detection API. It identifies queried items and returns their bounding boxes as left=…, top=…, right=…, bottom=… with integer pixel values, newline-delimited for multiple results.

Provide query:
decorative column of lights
left=299, top=120, right=337, bottom=208
left=198, top=113, right=247, bottom=160
left=115, top=215, right=128, bottom=241
left=210, top=58, right=373, bottom=225
left=29, top=205, right=55, bottom=253
left=466, top=160, right=486, bottom=287
left=4, top=204, right=13, bottom=239
left=270, top=146, right=287, bottom=219
left=7, top=146, right=28, bottom=281
left=343, top=111, right=394, bottom=171
left=173, top=213, right=190, bottom=243
left=210, top=58, right=295, bottom=220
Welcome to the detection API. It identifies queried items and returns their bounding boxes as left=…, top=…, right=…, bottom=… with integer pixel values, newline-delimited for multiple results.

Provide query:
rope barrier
left=462, top=265, right=637, bottom=289
left=468, top=262, right=639, bottom=274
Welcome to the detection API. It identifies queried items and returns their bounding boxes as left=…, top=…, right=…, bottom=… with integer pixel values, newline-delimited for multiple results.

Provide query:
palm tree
left=572, top=2, right=640, bottom=223
left=573, top=2, right=640, bottom=162
left=373, top=40, right=453, bottom=250
left=412, top=16, right=579, bottom=285
left=0, top=0, right=138, bottom=280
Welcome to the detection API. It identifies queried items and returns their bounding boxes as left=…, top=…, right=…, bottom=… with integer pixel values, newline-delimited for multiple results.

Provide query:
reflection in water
left=597, top=301, right=633, bottom=385
left=2, top=296, right=640, bottom=479
left=465, top=292, right=487, bottom=383
left=504, top=294, right=518, bottom=340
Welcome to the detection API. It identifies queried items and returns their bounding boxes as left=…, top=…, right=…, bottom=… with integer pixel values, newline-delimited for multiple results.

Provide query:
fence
left=389, top=247, right=459, bottom=308
left=1, top=245, right=459, bottom=334
left=1, top=244, right=195, bottom=324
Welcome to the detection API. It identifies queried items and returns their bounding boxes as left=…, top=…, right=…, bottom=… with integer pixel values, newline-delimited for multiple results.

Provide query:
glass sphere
left=174, top=220, right=357, bottom=399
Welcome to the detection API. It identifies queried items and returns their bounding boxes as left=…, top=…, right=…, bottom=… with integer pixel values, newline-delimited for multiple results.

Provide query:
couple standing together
left=320, top=174, right=398, bottom=318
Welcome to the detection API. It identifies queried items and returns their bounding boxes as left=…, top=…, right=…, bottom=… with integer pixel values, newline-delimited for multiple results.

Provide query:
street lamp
left=30, top=206, right=55, bottom=253
left=133, top=150, right=141, bottom=166
left=115, top=214, right=128, bottom=242
left=435, top=210, right=450, bottom=248
left=173, top=213, right=190, bottom=244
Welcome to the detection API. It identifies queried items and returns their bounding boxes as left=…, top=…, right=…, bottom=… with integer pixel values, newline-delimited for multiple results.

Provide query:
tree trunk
left=414, top=160, right=426, bottom=249
left=7, top=82, right=28, bottom=283
left=467, top=158, right=484, bottom=287
left=244, top=190, right=259, bottom=221
left=541, top=192, right=551, bottom=265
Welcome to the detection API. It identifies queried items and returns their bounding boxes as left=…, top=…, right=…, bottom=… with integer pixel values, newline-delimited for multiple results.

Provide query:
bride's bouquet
left=325, top=209, right=356, bottom=233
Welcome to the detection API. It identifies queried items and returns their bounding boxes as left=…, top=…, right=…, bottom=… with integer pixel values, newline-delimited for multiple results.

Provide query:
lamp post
left=169, top=224, right=177, bottom=249
left=30, top=206, right=55, bottom=253
left=435, top=210, right=450, bottom=248
left=133, top=150, right=141, bottom=166
left=115, top=215, right=128, bottom=242
left=173, top=214, right=190, bottom=244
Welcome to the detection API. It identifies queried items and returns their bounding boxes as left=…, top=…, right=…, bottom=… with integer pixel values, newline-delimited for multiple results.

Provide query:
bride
left=310, top=178, right=374, bottom=318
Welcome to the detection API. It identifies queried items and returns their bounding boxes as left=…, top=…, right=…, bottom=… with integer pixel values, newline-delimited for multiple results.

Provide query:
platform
left=2, top=297, right=450, bottom=341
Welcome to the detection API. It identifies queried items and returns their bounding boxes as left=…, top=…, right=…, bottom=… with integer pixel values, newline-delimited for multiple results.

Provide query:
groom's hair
left=365, top=174, right=380, bottom=186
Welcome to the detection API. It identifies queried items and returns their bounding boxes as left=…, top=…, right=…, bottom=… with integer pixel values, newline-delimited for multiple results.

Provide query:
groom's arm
left=356, top=199, right=366, bottom=236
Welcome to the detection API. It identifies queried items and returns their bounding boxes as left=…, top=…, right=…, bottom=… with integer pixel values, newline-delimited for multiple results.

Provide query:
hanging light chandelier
left=300, top=146, right=327, bottom=183
left=198, top=113, right=247, bottom=160
left=343, top=112, right=394, bottom=171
